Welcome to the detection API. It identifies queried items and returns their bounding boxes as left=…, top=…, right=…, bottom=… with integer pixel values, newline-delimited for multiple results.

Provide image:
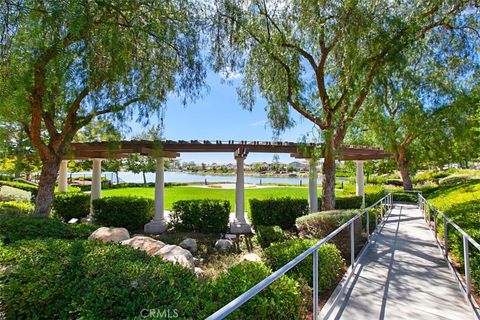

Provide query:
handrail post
left=433, top=209, right=437, bottom=241
left=463, top=235, right=471, bottom=296
left=375, top=207, right=378, bottom=230
left=366, top=209, right=370, bottom=240
left=313, top=249, right=318, bottom=320
left=443, top=215, right=448, bottom=257
left=350, top=219, right=355, bottom=267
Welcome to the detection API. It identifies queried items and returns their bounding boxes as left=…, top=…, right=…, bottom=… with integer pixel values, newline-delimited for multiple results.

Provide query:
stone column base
left=144, top=219, right=168, bottom=234
left=230, top=220, right=252, bottom=233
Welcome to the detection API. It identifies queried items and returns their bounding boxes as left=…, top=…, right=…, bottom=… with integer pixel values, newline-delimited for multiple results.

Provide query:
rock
left=241, top=253, right=262, bottom=263
left=121, top=236, right=166, bottom=255
left=194, top=267, right=205, bottom=277
left=179, top=238, right=197, bottom=254
left=88, top=227, right=130, bottom=243
left=215, top=239, right=233, bottom=251
left=155, top=245, right=195, bottom=270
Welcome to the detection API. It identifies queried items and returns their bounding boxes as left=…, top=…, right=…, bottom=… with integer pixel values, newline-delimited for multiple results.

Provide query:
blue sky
left=131, top=71, right=318, bottom=164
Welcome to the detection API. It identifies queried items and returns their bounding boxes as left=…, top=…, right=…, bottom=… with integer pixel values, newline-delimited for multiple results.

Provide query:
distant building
left=288, top=161, right=308, bottom=171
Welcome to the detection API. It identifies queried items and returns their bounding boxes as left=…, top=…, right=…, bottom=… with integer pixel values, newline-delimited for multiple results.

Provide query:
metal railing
left=207, top=193, right=394, bottom=320
left=418, top=194, right=480, bottom=316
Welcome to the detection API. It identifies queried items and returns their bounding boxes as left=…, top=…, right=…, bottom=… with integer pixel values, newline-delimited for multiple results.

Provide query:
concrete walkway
left=323, top=203, right=475, bottom=320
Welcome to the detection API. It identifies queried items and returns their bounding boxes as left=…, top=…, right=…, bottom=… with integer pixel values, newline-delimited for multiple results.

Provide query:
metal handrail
left=207, top=193, right=394, bottom=320
left=418, top=194, right=480, bottom=316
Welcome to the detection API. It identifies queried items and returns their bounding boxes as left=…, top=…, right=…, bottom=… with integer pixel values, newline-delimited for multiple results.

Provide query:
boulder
left=88, top=227, right=130, bottom=243
left=215, top=239, right=233, bottom=251
left=155, top=245, right=195, bottom=270
left=179, top=238, right=197, bottom=254
left=121, top=236, right=166, bottom=255
left=241, top=253, right=262, bottom=263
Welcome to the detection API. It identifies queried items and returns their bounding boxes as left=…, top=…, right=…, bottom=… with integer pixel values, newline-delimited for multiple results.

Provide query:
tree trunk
left=321, top=137, right=336, bottom=211
left=142, top=172, right=147, bottom=187
left=116, top=172, right=119, bottom=184
left=398, top=160, right=413, bottom=191
left=33, top=158, right=61, bottom=217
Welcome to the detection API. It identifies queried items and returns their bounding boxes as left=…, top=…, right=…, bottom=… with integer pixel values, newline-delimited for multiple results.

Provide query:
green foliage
left=200, top=262, right=306, bottom=319
left=0, top=239, right=201, bottom=319
left=0, top=215, right=98, bottom=244
left=264, top=240, right=344, bottom=289
left=426, top=179, right=480, bottom=294
left=255, top=225, right=287, bottom=248
left=332, top=196, right=363, bottom=209
left=0, top=201, right=34, bottom=216
left=0, top=180, right=37, bottom=201
left=438, top=174, right=473, bottom=186
left=92, top=196, right=154, bottom=231
left=53, top=192, right=90, bottom=222
left=413, top=170, right=451, bottom=184
left=170, top=199, right=230, bottom=233
left=296, top=210, right=361, bottom=261
left=250, top=197, right=309, bottom=230
left=392, top=191, right=418, bottom=203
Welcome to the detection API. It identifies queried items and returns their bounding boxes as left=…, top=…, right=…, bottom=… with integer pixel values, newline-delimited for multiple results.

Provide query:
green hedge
left=331, top=196, right=363, bottom=209
left=199, top=262, right=305, bottom=319
left=170, top=199, right=230, bottom=233
left=392, top=191, right=418, bottom=203
left=92, top=196, right=154, bottom=231
left=439, top=174, right=473, bottom=185
left=264, top=239, right=344, bottom=289
left=0, top=180, right=38, bottom=201
left=0, top=240, right=306, bottom=319
left=0, top=239, right=201, bottom=319
left=0, top=215, right=98, bottom=244
left=0, top=201, right=34, bottom=216
left=256, top=225, right=287, bottom=248
left=250, top=197, right=309, bottom=230
left=53, top=192, right=90, bottom=222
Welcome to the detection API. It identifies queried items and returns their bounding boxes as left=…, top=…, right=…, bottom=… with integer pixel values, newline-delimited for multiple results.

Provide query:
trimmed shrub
left=365, top=187, right=386, bottom=206
left=199, top=262, right=305, bottom=319
left=439, top=174, right=472, bottom=185
left=264, top=239, right=344, bottom=289
left=92, top=196, right=154, bottom=231
left=256, top=225, right=287, bottom=248
left=250, top=197, right=309, bottom=230
left=334, top=196, right=363, bottom=209
left=0, top=201, right=34, bottom=216
left=170, top=199, right=230, bottom=233
left=386, top=179, right=403, bottom=186
left=0, top=180, right=38, bottom=201
left=0, top=239, right=201, bottom=319
left=53, top=192, right=90, bottom=222
left=0, top=215, right=98, bottom=244
left=392, top=191, right=418, bottom=203
left=296, top=210, right=361, bottom=261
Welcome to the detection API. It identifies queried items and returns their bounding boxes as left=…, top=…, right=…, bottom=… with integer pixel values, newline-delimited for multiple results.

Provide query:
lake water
left=70, top=171, right=349, bottom=185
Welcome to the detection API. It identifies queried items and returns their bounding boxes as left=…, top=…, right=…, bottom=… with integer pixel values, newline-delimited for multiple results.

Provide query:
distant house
left=289, top=161, right=308, bottom=171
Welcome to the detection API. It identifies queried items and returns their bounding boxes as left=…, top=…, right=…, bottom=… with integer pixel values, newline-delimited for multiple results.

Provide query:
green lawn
left=101, top=186, right=358, bottom=212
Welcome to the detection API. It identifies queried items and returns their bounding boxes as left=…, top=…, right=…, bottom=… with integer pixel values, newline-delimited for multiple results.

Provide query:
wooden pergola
left=59, top=140, right=390, bottom=234
left=65, top=140, right=390, bottom=161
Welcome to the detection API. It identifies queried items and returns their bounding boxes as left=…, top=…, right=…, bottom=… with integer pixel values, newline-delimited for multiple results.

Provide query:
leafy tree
left=0, top=0, right=206, bottom=216
left=211, top=0, right=473, bottom=209
left=349, top=13, right=479, bottom=190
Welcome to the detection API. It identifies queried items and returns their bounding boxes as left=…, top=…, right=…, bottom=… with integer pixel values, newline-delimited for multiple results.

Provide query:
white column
left=91, top=159, right=103, bottom=201
left=308, top=158, right=318, bottom=213
left=58, top=160, right=68, bottom=192
left=144, top=157, right=168, bottom=233
left=356, top=161, right=365, bottom=208
left=231, top=150, right=251, bottom=233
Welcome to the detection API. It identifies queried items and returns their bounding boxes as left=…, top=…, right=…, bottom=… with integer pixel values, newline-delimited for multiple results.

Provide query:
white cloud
left=251, top=120, right=267, bottom=127
left=220, top=67, right=242, bottom=81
